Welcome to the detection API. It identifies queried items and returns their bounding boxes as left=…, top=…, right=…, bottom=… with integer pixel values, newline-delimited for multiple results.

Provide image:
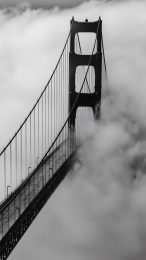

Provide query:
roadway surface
left=0, top=137, right=77, bottom=241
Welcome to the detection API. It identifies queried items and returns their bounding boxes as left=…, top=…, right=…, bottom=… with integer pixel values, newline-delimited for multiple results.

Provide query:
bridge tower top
left=70, top=16, right=102, bottom=53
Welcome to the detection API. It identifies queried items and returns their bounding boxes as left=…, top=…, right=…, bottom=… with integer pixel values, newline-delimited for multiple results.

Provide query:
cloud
left=0, top=0, right=87, bottom=9
left=1, top=0, right=146, bottom=260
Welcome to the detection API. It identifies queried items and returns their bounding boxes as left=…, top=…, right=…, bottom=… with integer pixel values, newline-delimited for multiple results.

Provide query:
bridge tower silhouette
left=0, top=17, right=106, bottom=259
left=69, top=17, right=102, bottom=130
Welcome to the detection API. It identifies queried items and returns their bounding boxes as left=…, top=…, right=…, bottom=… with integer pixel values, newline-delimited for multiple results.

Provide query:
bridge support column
left=69, top=17, right=102, bottom=131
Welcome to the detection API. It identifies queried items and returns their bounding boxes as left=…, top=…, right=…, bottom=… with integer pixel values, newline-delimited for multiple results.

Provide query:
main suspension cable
left=101, top=32, right=108, bottom=81
left=0, top=28, right=72, bottom=157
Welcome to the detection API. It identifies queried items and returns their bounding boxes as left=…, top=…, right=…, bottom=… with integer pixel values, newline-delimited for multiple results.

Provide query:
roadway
left=0, top=137, right=77, bottom=241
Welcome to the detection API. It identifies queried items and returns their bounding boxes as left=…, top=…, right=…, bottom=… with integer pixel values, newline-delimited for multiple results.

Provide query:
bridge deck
left=0, top=137, right=78, bottom=259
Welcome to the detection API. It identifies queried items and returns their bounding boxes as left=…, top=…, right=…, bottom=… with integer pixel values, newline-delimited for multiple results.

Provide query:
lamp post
left=7, top=185, right=10, bottom=197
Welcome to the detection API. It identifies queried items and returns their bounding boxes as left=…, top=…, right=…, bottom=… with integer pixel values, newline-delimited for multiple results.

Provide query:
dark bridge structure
left=0, top=17, right=107, bottom=259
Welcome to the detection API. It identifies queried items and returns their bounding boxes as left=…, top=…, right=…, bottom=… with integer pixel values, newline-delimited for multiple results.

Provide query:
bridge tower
left=69, top=17, right=102, bottom=131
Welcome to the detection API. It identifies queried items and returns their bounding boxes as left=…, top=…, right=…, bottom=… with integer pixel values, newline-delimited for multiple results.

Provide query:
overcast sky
left=0, top=0, right=88, bottom=9
left=1, top=0, right=146, bottom=260
left=0, top=0, right=129, bottom=9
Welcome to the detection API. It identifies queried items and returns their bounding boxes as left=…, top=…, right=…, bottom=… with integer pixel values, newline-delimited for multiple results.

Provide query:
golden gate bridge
left=0, top=17, right=107, bottom=259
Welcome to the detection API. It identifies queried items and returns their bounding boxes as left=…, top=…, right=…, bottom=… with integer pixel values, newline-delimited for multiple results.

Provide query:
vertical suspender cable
left=45, top=90, right=46, bottom=153
left=21, top=128, right=22, bottom=181
left=34, top=108, right=36, bottom=167
left=15, top=136, right=17, bottom=186
left=48, top=85, right=49, bottom=149
left=4, top=151, right=6, bottom=198
left=38, top=102, right=40, bottom=162
left=10, top=143, right=12, bottom=192
left=25, top=121, right=27, bottom=177
left=42, top=95, right=43, bottom=158
left=30, top=114, right=31, bottom=170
